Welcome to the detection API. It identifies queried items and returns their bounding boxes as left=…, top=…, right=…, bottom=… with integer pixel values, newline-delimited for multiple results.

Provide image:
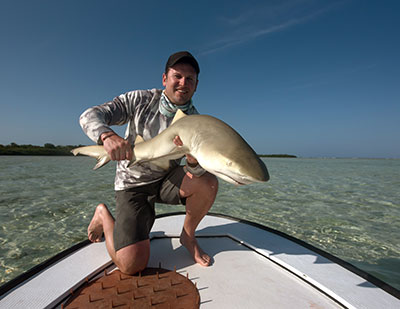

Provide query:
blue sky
left=1, top=0, right=399, bottom=158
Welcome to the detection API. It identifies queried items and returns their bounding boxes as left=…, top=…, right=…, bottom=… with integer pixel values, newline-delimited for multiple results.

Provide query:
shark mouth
left=213, top=171, right=249, bottom=186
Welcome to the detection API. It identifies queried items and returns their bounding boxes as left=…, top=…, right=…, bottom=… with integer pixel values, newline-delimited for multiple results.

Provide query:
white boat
left=0, top=212, right=399, bottom=308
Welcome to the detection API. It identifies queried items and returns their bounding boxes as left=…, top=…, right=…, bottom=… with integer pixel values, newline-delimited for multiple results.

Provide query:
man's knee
left=115, top=239, right=150, bottom=275
left=198, top=172, right=218, bottom=195
left=180, top=172, right=218, bottom=203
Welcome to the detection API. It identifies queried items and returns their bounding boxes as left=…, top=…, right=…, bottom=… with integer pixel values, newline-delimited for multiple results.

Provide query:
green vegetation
left=0, top=143, right=84, bottom=156
left=258, top=154, right=297, bottom=158
left=0, top=143, right=297, bottom=158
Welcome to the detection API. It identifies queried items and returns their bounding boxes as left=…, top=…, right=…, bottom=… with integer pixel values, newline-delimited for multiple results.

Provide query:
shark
left=72, top=110, right=269, bottom=185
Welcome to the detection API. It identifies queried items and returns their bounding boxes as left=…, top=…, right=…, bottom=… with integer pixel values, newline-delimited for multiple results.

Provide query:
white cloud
left=199, top=1, right=344, bottom=55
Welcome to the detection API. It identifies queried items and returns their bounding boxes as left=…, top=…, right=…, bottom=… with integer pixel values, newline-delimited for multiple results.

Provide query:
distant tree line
left=0, top=143, right=84, bottom=156
left=0, top=143, right=297, bottom=158
left=259, top=154, right=297, bottom=158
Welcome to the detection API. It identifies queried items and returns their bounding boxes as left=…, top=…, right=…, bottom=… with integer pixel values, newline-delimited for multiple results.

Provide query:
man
left=79, top=51, right=218, bottom=275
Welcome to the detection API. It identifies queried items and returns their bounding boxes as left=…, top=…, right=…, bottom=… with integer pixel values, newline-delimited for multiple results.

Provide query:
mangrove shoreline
left=0, top=143, right=297, bottom=158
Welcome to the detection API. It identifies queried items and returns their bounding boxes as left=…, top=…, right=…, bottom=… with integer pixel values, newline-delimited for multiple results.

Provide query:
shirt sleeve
left=79, top=91, right=142, bottom=144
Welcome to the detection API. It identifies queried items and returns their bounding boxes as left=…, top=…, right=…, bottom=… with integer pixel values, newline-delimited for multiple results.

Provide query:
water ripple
left=0, top=156, right=399, bottom=290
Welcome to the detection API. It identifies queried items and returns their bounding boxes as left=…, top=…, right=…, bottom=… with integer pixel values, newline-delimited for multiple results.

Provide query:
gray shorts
left=114, top=165, right=186, bottom=251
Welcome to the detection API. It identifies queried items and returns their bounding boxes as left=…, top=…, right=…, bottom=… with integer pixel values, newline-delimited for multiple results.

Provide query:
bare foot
left=87, top=204, right=107, bottom=242
left=180, top=229, right=211, bottom=266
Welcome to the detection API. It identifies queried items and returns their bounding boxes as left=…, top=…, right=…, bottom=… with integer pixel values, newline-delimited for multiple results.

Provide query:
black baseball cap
left=165, top=51, right=200, bottom=75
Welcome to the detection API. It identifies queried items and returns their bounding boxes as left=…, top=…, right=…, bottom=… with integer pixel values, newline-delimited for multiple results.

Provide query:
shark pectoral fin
left=171, top=109, right=187, bottom=125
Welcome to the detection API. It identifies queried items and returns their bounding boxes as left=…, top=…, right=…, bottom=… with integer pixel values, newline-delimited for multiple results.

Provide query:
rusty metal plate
left=63, top=267, right=200, bottom=308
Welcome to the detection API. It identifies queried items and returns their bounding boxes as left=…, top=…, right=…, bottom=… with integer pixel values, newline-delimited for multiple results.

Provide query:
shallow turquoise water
left=0, top=156, right=399, bottom=290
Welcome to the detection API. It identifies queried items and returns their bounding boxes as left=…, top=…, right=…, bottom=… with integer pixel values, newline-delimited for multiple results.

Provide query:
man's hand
left=173, top=136, right=198, bottom=165
left=101, top=132, right=132, bottom=161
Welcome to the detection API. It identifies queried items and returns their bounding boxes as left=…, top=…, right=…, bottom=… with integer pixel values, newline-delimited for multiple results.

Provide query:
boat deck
left=0, top=213, right=399, bottom=308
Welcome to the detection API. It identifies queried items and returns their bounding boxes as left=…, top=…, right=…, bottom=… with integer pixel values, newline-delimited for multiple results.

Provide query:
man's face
left=162, top=62, right=198, bottom=105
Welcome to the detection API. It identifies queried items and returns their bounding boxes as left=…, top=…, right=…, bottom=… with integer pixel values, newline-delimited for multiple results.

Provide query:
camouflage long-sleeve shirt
left=79, top=88, right=201, bottom=191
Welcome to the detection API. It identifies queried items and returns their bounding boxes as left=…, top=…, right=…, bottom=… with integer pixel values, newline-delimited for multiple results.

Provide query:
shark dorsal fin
left=171, top=109, right=187, bottom=125
left=134, top=135, right=145, bottom=145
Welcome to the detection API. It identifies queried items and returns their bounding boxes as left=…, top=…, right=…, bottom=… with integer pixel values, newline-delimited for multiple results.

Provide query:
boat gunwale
left=0, top=211, right=399, bottom=301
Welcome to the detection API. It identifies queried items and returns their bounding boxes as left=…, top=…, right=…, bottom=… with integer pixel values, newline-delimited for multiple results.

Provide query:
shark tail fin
left=71, top=146, right=111, bottom=170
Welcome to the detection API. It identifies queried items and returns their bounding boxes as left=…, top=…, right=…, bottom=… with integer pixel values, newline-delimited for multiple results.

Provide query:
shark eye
left=226, top=161, right=232, bottom=167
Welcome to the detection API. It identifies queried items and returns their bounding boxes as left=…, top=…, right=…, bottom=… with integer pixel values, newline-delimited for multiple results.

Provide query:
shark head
left=197, top=150, right=269, bottom=185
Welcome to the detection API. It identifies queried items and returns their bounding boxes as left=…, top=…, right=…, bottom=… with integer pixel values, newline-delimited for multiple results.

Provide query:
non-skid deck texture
left=63, top=268, right=199, bottom=308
